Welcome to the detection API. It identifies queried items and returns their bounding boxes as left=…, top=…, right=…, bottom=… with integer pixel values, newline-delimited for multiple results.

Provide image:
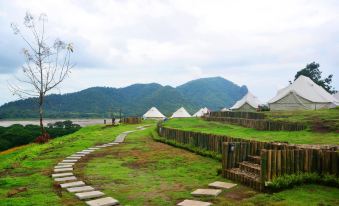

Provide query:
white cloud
left=0, top=0, right=338, bottom=105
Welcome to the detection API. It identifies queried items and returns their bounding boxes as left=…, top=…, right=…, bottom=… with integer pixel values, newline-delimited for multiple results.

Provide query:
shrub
left=34, top=133, right=51, bottom=144
left=266, top=172, right=339, bottom=192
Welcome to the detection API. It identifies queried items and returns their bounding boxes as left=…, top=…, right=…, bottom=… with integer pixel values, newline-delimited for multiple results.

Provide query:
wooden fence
left=209, top=111, right=265, bottom=119
left=158, top=125, right=339, bottom=191
left=121, top=117, right=142, bottom=124
left=203, top=116, right=306, bottom=131
left=261, top=149, right=339, bottom=181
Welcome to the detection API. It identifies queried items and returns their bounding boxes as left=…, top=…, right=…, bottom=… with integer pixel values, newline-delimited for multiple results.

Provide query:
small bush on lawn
left=266, top=172, right=339, bottom=192
left=34, top=133, right=51, bottom=144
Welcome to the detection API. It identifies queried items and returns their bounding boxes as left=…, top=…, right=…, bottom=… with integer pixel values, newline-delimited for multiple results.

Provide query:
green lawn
left=0, top=122, right=338, bottom=205
left=162, top=118, right=339, bottom=144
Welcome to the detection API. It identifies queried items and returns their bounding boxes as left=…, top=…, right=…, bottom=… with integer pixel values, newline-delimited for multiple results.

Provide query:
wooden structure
left=157, top=124, right=339, bottom=191
left=204, top=111, right=306, bottom=131
left=121, top=117, right=142, bottom=124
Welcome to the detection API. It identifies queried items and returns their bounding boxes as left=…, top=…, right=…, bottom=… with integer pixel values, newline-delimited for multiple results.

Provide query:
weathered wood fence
left=261, top=149, right=339, bottom=181
left=121, top=117, right=142, bottom=124
left=203, top=116, right=306, bottom=131
left=158, top=124, right=339, bottom=191
left=209, top=111, right=265, bottom=119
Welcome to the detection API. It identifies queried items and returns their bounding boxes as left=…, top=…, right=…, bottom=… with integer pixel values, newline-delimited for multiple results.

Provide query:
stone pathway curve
left=52, top=125, right=149, bottom=206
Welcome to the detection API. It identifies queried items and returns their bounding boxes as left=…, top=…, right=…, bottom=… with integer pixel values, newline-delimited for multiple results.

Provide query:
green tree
left=294, top=62, right=336, bottom=94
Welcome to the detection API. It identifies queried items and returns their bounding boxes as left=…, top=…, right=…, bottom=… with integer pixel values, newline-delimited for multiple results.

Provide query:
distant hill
left=0, top=77, right=247, bottom=118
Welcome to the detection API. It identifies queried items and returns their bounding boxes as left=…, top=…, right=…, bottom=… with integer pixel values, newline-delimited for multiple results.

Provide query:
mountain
left=0, top=77, right=247, bottom=118
left=177, top=77, right=248, bottom=109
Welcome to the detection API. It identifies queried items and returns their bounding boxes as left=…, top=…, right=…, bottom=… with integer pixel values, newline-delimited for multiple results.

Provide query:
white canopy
left=268, top=75, right=338, bottom=104
left=230, top=92, right=261, bottom=110
left=193, top=107, right=209, bottom=117
left=333, top=92, right=339, bottom=101
left=143, top=107, right=165, bottom=119
left=171, top=107, right=191, bottom=118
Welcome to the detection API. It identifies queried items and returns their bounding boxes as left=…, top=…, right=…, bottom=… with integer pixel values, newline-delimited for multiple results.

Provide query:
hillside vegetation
left=0, top=77, right=247, bottom=119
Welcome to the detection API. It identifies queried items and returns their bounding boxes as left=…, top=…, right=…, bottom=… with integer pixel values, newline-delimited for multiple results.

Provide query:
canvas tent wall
left=230, top=92, right=261, bottom=112
left=171, top=107, right=191, bottom=118
left=193, top=107, right=209, bottom=117
left=221, top=108, right=230, bottom=112
left=143, top=107, right=166, bottom=119
left=268, top=75, right=338, bottom=111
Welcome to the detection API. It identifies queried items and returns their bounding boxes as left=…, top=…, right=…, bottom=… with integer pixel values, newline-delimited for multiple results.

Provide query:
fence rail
left=209, top=111, right=265, bottom=119
left=203, top=116, right=306, bottom=131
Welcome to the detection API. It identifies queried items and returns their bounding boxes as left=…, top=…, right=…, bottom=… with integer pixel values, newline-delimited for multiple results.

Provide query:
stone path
left=52, top=124, right=150, bottom=206
left=177, top=181, right=237, bottom=205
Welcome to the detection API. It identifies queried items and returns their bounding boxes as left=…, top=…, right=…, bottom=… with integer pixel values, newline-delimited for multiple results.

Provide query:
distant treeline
left=0, top=121, right=81, bottom=152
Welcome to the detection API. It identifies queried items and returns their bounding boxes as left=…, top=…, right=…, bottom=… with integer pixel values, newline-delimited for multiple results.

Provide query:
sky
left=0, top=0, right=338, bottom=106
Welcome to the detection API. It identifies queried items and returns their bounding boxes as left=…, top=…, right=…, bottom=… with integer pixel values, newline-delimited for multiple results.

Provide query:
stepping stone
left=55, top=165, right=73, bottom=169
left=75, top=191, right=104, bottom=200
left=96, top=145, right=109, bottom=148
left=54, top=176, right=77, bottom=182
left=191, top=189, right=222, bottom=197
left=208, top=181, right=237, bottom=189
left=107, top=143, right=118, bottom=145
left=58, top=162, right=75, bottom=165
left=54, top=168, right=73, bottom=172
left=62, top=159, right=78, bottom=163
left=66, top=156, right=82, bottom=159
left=82, top=150, right=95, bottom=152
left=86, top=197, right=119, bottom=206
left=88, top=147, right=100, bottom=150
left=67, top=186, right=94, bottom=193
left=60, top=181, right=85, bottom=188
left=177, top=200, right=212, bottom=206
left=52, top=172, right=73, bottom=178
left=77, top=152, right=91, bottom=154
left=71, top=154, right=86, bottom=157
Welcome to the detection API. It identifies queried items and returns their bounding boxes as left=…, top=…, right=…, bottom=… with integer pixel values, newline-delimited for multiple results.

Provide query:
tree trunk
left=39, top=93, right=44, bottom=135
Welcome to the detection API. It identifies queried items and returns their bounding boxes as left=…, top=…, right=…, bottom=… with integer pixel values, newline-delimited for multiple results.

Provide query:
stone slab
left=52, top=172, right=73, bottom=178
left=208, top=181, right=237, bottom=189
left=77, top=152, right=91, bottom=154
left=96, top=145, right=109, bottom=148
left=177, top=200, right=212, bottom=206
left=75, top=191, right=104, bottom=200
left=191, top=189, right=222, bottom=197
left=67, top=186, right=94, bottom=193
left=55, top=165, right=73, bottom=169
left=66, top=156, right=82, bottom=159
left=114, top=134, right=127, bottom=143
left=60, top=181, right=85, bottom=188
left=58, top=163, right=75, bottom=166
left=107, top=143, right=118, bottom=145
left=54, top=176, right=77, bottom=182
left=86, top=197, right=119, bottom=206
left=62, top=159, right=78, bottom=163
left=71, top=154, right=86, bottom=157
left=54, top=168, right=73, bottom=172
left=88, top=147, right=100, bottom=150
left=82, top=150, right=95, bottom=152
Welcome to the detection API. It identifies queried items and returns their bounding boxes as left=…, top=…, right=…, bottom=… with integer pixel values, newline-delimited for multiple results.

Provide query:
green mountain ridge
left=0, top=77, right=248, bottom=118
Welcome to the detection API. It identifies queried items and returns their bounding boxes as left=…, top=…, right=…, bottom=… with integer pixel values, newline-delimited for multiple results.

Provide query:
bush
left=266, top=172, right=339, bottom=192
left=34, top=133, right=51, bottom=144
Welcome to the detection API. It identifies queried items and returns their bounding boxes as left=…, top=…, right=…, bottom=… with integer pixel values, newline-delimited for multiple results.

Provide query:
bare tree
left=9, top=12, right=74, bottom=135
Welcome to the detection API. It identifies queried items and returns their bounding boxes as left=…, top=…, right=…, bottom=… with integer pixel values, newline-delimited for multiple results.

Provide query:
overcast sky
left=0, top=0, right=338, bottom=106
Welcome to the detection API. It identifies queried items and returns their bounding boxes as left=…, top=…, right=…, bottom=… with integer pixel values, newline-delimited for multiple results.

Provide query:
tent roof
left=333, top=93, right=339, bottom=101
left=221, top=108, right=230, bottom=112
left=193, top=107, right=209, bottom=117
left=268, top=75, right=338, bottom=104
left=171, top=107, right=191, bottom=118
left=230, top=92, right=261, bottom=110
left=143, top=107, right=165, bottom=118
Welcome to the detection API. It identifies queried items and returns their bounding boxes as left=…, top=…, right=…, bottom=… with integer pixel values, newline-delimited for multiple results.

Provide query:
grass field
left=162, top=118, right=339, bottom=145
left=0, top=122, right=338, bottom=205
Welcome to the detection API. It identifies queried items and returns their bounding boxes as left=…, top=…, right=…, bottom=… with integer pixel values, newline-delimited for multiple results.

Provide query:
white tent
left=268, top=75, right=339, bottom=110
left=230, top=92, right=261, bottom=111
left=221, top=108, right=230, bottom=112
left=193, top=107, right=209, bottom=117
left=171, top=107, right=191, bottom=118
left=333, top=92, right=339, bottom=101
left=143, top=107, right=166, bottom=119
